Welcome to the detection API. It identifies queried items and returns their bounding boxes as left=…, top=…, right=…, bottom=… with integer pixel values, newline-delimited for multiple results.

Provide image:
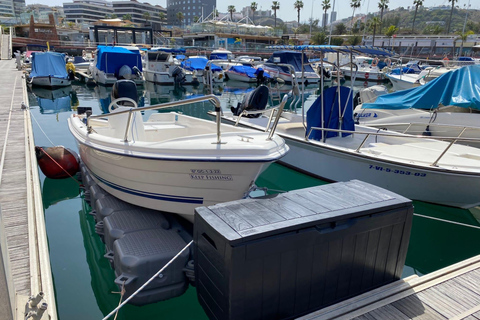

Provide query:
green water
left=31, top=81, right=480, bottom=320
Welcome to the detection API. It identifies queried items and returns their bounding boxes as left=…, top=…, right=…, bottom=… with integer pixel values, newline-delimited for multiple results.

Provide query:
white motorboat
left=28, top=52, right=72, bottom=88
left=260, top=50, right=320, bottom=85
left=181, top=56, right=225, bottom=84
left=89, top=46, right=144, bottom=86
left=225, top=65, right=271, bottom=83
left=143, top=48, right=198, bottom=85
left=340, top=56, right=387, bottom=81
left=355, top=65, right=480, bottom=145
left=219, top=84, right=480, bottom=209
left=68, top=95, right=289, bottom=222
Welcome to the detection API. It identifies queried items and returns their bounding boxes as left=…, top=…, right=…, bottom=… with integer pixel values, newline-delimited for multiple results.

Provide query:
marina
left=2, top=47, right=480, bottom=320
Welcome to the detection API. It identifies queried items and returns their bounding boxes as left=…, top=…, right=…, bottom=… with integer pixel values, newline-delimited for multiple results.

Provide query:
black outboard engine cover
left=231, top=85, right=269, bottom=118
left=111, top=79, right=138, bottom=107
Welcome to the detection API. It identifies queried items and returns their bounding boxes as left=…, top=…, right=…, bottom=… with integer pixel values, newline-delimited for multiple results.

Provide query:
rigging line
left=102, top=240, right=194, bottom=320
left=29, top=110, right=56, bottom=146
left=413, top=213, right=480, bottom=230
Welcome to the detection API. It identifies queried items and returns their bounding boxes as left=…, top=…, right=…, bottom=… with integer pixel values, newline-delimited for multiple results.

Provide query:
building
left=166, top=0, right=215, bottom=27
left=63, top=0, right=114, bottom=24
left=330, top=11, right=336, bottom=23
left=0, top=0, right=15, bottom=17
left=112, top=0, right=166, bottom=30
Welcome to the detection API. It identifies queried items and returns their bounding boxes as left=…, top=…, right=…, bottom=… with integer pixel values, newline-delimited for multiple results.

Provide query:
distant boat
left=28, top=52, right=71, bottom=88
left=340, top=55, right=387, bottom=81
left=225, top=65, right=270, bottom=83
left=260, top=51, right=320, bottom=85
left=89, top=46, right=143, bottom=86
left=181, top=56, right=225, bottom=83
left=143, top=47, right=198, bottom=85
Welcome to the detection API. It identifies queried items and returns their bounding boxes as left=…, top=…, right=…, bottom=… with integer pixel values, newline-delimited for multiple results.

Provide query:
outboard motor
left=118, top=65, right=133, bottom=80
left=111, top=79, right=138, bottom=107
left=171, top=66, right=186, bottom=85
left=132, top=66, right=142, bottom=78
left=230, top=85, right=269, bottom=118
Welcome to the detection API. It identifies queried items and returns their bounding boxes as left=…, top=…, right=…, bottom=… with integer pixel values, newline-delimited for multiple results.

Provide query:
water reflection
left=31, top=86, right=73, bottom=114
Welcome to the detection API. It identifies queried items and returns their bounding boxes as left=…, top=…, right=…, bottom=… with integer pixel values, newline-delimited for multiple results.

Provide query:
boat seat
left=108, top=107, right=146, bottom=141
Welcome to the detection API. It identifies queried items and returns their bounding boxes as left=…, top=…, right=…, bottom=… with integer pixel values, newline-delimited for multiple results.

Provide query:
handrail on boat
left=307, top=126, right=480, bottom=167
left=87, top=94, right=223, bottom=144
left=234, top=95, right=289, bottom=140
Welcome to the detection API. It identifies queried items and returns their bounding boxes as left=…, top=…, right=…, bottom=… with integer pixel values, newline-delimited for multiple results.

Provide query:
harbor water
left=30, top=79, right=480, bottom=320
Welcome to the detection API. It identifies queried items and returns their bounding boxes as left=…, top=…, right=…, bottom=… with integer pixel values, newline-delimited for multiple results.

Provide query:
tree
left=143, top=12, right=151, bottom=25
left=330, top=37, right=344, bottom=45
left=369, top=17, right=381, bottom=46
left=228, top=5, right=236, bottom=21
left=350, top=0, right=361, bottom=33
left=122, top=14, right=132, bottom=21
left=193, top=16, right=200, bottom=23
left=377, top=0, right=389, bottom=28
left=272, top=1, right=280, bottom=28
left=446, top=0, right=457, bottom=34
left=176, top=11, right=184, bottom=27
left=385, top=25, right=398, bottom=36
left=457, top=30, right=474, bottom=56
left=321, top=0, right=331, bottom=31
left=251, top=2, right=258, bottom=24
left=348, top=35, right=362, bottom=45
left=411, top=0, right=423, bottom=34
left=334, top=23, right=347, bottom=35
left=294, top=0, right=304, bottom=29
left=311, top=32, right=328, bottom=45
left=159, top=12, right=166, bottom=24
left=111, top=14, right=117, bottom=19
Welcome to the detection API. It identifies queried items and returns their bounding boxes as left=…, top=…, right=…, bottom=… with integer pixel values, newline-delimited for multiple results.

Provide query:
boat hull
left=278, top=135, right=480, bottom=208
left=225, top=71, right=257, bottom=83
left=144, top=70, right=198, bottom=85
left=385, top=73, right=420, bottom=91
left=342, top=67, right=386, bottom=81
left=30, top=76, right=71, bottom=88
left=77, top=143, right=272, bottom=222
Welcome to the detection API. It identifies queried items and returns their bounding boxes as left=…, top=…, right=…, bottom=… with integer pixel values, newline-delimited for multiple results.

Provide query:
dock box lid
left=195, top=180, right=412, bottom=245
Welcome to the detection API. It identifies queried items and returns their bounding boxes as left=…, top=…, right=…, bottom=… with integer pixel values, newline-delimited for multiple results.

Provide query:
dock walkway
left=300, top=254, right=480, bottom=320
left=0, top=60, right=56, bottom=319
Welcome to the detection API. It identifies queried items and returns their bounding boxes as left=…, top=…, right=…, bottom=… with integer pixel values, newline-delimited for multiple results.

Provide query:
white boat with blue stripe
left=68, top=95, right=288, bottom=222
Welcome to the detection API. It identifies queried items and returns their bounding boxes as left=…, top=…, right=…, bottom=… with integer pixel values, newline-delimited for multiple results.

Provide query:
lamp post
left=309, top=0, right=316, bottom=37
left=462, top=0, right=471, bottom=35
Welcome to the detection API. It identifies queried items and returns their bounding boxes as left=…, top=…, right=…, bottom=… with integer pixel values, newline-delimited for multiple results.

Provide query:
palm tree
left=272, top=1, right=280, bottom=28
left=446, top=0, right=458, bottom=34
left=350, top=0, right=361, bottom=33
left=228, top=5, right=236, bottom=21
left=122, top=14, right=132, bottom=21
left=457, top=30, right=474, bottom=56
left=143, top=12, right=151, bottom=26
left=159, top=12, right=166, bottom=24
left=311, top=32, right=328, bottom=45
left=377, top=0, right=389, bottom=28
left=251, top=2, right=258, bottom=24
left=321, top=0, right=331, bottom=31
left=176, top=11, right=184, bottom=27
left=370, top=16, right=381, bottom=46
left=294, top=0, right=304, bottom=30
left=411, top=0, right=423, bottom=34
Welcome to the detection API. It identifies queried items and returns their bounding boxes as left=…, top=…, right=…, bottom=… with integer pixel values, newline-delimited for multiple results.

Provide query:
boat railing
left=372, top=121, right=480, bottom=137
left=87, top=95, right=223, bottom=144
left=307, top=126, right=480, bottom=167
left=234, top=95, right=288, bottom=140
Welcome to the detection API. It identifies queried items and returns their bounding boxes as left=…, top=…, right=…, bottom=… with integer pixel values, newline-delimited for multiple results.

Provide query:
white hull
left=144, top=70, right=198, bottom=85
left=225, top=70, right=257, bottom=83
left=68, top=109, right=288, bottom=221
left=341, top=66, right=386, bottom=81
left=30, top=76, right=71, bottom=88
left=385, top=73, right=421, bottom=91
left=260, top=65, right=319, bottom=84
left=220, top=113, right=480, bottom=209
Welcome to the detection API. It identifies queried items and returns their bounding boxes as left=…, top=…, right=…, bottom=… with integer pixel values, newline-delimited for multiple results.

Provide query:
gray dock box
left=194, top=180, right=413, bottom=320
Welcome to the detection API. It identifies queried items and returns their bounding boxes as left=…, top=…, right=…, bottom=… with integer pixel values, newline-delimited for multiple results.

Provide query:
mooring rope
left=102, top=240, right=194, bottom=320
left=29, top=110, right=56, bottom=147
left=413, top=213, right=480, bottom=230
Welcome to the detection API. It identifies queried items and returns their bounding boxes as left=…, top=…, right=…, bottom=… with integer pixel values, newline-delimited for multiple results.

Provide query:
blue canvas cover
left=95, top=46, right=142, bottom=75
left=266, top=51, right=315, bottom=74
left=30, top=52, right=68, bottom=79
left=228, top=66, right=271, bottom=78
left=363, top=65, right=480, bottom=110
left=210, top=52, right=229, bottom=60
left=181, top=57, right=222, bottom=72
left=307, top=86, right=354, bottom=140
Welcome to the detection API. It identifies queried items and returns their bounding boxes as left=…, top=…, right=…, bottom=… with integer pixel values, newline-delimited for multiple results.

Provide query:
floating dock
left=0, top=60, right=57, bottom=319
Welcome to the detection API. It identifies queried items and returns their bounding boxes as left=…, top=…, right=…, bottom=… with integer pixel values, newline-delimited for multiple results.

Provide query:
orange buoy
left=35, top=146, right=80, bottom=179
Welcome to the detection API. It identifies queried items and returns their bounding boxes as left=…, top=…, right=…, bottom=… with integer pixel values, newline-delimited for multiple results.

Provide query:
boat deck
left=299, top=254, right=480, bottom=320
left=0, top=59, right=57, bottom=319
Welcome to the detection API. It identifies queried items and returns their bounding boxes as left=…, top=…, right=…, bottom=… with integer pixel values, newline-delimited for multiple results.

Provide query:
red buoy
left=35, top=146, right=80, bottom=179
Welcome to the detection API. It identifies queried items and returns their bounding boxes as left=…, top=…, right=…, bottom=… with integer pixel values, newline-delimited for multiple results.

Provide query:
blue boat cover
left=30, top=52, right=68, bottom=79
left=181, top=57, right=222, bottom=72
left=362, top=65, right=480, bottom=110
left=266, top=51, right=315, bottom=74
left=210, top=52, right=229, bottom=60
left=307, top=86, right=354, bottom=140
left=95, top=46, right=142, bottom=75
left=228, top=65, right=271, bottom=78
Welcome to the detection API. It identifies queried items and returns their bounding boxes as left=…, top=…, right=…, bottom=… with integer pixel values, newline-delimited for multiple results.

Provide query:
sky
left=27, top=0, right=478, bottom=23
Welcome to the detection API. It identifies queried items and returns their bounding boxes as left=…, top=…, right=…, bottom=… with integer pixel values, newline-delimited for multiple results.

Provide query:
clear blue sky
left=28, top=0, right=478, bottom=23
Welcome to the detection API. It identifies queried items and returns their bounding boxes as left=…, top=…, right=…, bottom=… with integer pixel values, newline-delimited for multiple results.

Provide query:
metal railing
left=306, top=126, right=480, bottom=167
left=87, top=95, right=222, bottom=143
